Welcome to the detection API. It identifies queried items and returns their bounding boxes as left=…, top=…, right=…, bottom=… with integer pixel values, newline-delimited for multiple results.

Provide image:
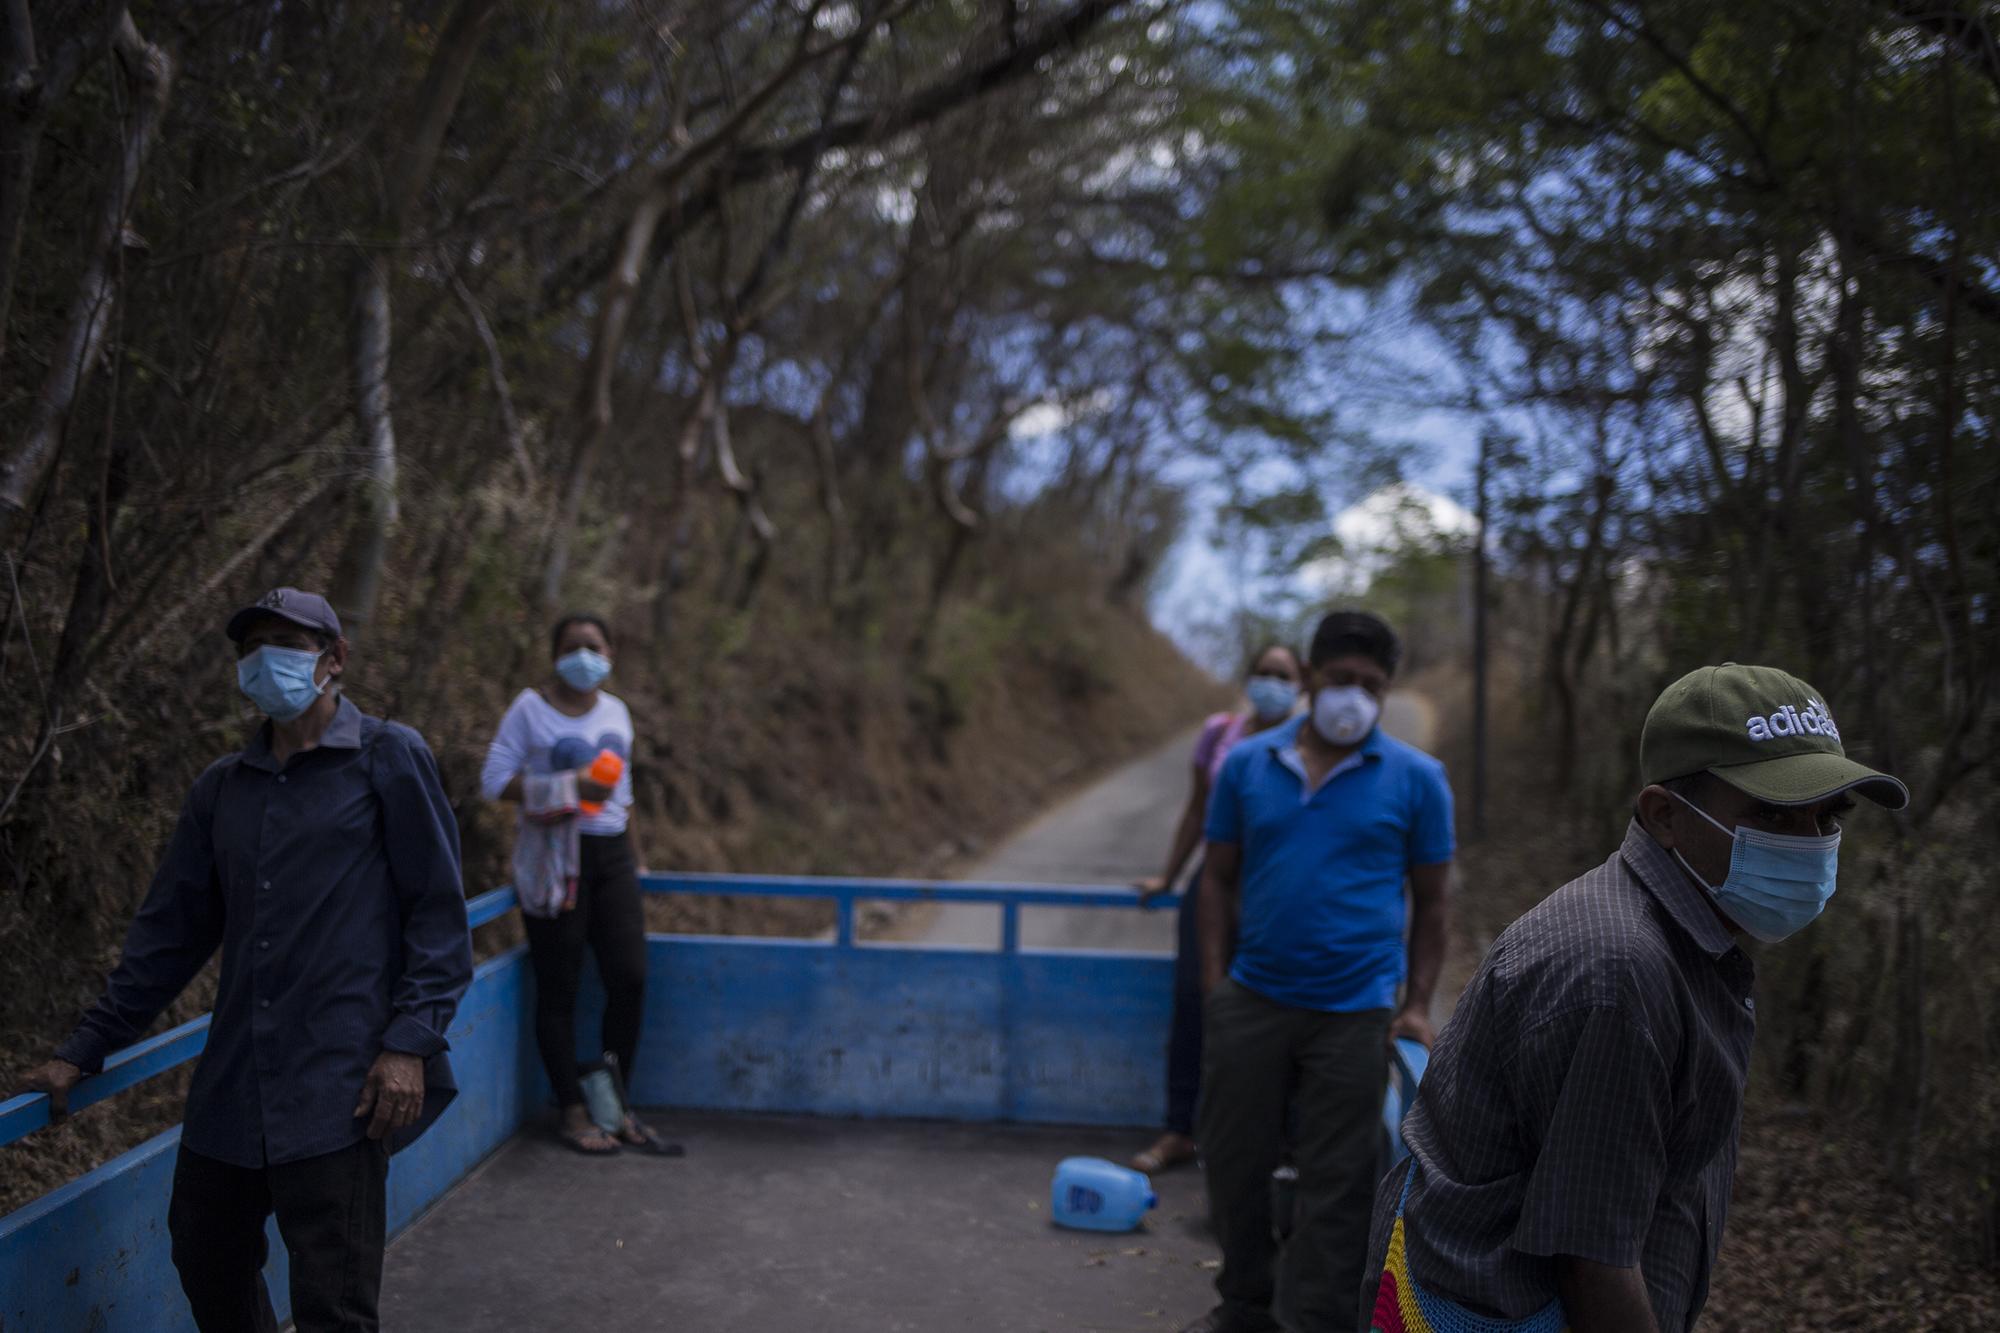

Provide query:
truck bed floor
left=380, top=1112, right=1217, bottom=1332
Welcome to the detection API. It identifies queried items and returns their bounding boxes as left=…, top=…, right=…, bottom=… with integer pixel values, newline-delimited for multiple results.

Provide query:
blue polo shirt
left=1204, top=715, right=1455, bottom=1012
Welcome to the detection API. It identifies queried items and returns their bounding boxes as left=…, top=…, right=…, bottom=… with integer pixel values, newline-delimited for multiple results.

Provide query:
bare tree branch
left=723, top=0, right=1132, bottom=187
left=330, top=0, right=501, bottom=634
left=0, top=9, right=172, bottom=546
left=0, top=0, right=104, bottom=366
left=1884, top=0, right=2000, bottom=103
left=448, top=269, right=534, bottom=487
left=542, top=5, right=915, bottom=607
left=710, top=400, right=776, bottom=543
left=123, top=475, right=338, bottom=667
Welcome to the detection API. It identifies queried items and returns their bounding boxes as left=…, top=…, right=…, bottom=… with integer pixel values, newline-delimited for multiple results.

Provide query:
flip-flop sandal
left=620, top=1118, right=686, bottom=1158
left=1132, top=1141, right=1198, bottom=1174
left=559, top=1127, right=623, bottom=1156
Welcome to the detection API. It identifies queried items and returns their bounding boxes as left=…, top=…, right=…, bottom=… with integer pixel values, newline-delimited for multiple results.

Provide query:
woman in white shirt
left=480, top=614, right=670, bottom=1154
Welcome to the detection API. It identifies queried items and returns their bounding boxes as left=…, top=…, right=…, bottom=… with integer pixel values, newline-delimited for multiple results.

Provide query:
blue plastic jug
left=1051, top=1156, right=1157, bottom=1232
left=1381, top=1036, right=1431, bottom=1169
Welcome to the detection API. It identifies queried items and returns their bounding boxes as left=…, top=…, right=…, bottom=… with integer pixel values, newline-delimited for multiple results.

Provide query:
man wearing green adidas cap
left=1358, top=664, right=1906, bottom=1333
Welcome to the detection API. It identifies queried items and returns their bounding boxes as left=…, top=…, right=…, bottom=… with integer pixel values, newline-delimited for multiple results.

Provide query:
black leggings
left=1165, top=867, right=1205, bottom=1136
left=1166, top=855, right=1237, bottom=1136
left=523, top=831, right=647, bottom=1109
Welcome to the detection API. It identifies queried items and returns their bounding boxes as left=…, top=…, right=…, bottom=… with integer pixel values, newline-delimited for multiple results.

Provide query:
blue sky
left=1147, top=286, right=1484, bottom=671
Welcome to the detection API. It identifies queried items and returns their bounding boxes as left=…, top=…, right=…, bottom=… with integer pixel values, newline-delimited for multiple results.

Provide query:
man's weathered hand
left=1133, top=875, right=1169, bottom=901
left=17, top=1058, right=84, bottom=1120
left=1388, top=1003, right=1436, bottom=1050
left=354, top=1051, right=425, bottom=1140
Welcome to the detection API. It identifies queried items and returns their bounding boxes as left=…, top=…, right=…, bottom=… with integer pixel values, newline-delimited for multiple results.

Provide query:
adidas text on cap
left=1641, top=663, right=1908, bottom=809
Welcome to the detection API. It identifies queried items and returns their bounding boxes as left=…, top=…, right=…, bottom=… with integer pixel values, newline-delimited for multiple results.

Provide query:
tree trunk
left=0, top=2, right=102, bottom=367
left=1471, top=435, right=1491, bottom=840
left=0, top=12, right=171, bottom=549
left=909, top=447, right=990, bottom=666
left=329, top=0, right=498, bottom=635
left=807, top=401, right=847, bottom=604
left=0, top=0, right=42, bottom=362
left=45, top=425, right=134, bottom=717
left=710, top=399, right=777, bottom=605
left=546, top=191, right=669, bottom=610
left=1888, top=894, right=1927, bottom=1194
left=1544, top=469, right=1609, bottom=794
left=18, top=417, right=137, bottom=819
left=328, top=253, right=400, bottom=632
left=650, top=372, right=722, bottom=642
left=449, top=269, right=533, bottom=485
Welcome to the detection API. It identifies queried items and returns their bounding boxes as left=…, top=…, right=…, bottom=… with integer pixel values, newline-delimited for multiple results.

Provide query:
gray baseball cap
left=225, top=587, right=343, bottom=644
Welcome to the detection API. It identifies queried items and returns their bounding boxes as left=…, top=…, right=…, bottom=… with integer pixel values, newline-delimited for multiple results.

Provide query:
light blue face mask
left=1670, top=790, right=1841, bottom=943
left=236, top=645, right=325, bottom=723
left=555, top=648, right=612, bottom=692
left=1244, top=675, right=1298, bottom=722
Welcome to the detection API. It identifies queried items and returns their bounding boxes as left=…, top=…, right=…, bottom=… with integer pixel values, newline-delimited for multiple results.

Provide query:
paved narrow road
left=909, top=694, right=1438, bottom=953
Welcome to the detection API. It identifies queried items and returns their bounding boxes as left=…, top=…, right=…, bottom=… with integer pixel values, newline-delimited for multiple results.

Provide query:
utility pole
left=1471, top=433, right=1491, bottom=841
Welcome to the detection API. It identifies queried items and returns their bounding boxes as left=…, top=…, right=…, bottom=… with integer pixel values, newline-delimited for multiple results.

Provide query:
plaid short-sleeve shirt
left=1374, top=821, right=1756, bottom=1332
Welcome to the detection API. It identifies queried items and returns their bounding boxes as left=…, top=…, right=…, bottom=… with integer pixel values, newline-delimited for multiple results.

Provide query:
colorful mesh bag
left=1371, top=1166, right=1568, bottom=1333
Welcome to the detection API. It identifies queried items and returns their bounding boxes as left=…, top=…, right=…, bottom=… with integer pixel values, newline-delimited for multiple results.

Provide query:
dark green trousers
left=1199, top=977, right=1388, bottom=1332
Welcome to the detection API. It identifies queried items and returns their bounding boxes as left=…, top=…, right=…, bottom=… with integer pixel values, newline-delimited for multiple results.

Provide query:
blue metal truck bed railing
left=2, top=873, right=1178, bottom=1332
left=0, top=874, right=1176, bottom=1150
left=0, top=884, right=520, bottom=1151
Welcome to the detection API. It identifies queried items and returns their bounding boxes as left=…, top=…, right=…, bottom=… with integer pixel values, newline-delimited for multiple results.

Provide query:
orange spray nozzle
left=579, top=749, right=624, bottom=816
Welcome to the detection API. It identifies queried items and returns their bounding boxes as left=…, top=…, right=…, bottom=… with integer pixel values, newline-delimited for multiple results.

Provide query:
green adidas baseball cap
left=1641, top=664, right=1908, bottom=809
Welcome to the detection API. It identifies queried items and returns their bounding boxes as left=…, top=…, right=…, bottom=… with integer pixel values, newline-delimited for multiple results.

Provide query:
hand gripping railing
left=0, top=874, right=1173, bottom=1150
left=0, top=887, right=523, bottom=1150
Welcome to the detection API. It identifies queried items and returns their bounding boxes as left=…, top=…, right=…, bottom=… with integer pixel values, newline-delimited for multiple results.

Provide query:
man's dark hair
left=1245, top=642, right=1301, bottom=677
left=1307, top=609, right=1400, bottom=675
left=1662, top=772, right=1715, bottom=800
left=549, top=612, right=612, bottom=657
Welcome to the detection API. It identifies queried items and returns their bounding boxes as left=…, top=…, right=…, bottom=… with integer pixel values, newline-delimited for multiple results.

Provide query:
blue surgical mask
left=1670, top=791, right=1840, bottom=943
left=1245, top=675, right=1298, bottom=722
left=236, top=645, right=325, bottom=723
left=555, top=648, right=612, bottom=692
left=1311, top=684, right=1380, bottom=746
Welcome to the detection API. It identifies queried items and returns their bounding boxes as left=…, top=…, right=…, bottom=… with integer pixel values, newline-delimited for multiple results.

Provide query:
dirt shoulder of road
left=1705, top=1102, right=1999, bottom=1330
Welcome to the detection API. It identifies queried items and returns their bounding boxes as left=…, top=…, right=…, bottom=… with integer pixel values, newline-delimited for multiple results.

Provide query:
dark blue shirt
left=57, top=698, right=472, bottom=1167
left=1204, top=716, right=1455, bottom=1012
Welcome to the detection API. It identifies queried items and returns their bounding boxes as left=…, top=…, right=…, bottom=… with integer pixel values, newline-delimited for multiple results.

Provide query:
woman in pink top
left=1131, top=643, right=1303, bottom=1174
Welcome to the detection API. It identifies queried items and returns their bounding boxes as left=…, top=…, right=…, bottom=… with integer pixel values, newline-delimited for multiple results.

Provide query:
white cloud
left=813, top=3, right=859, bottom=38
left=1300, top=483, right=1476, bottom=596
left=1008, top=401, right=1070, bottom=440
left=1007, top=388, right=1115, bottom=441
left=874, top=185, right=916, bottom=224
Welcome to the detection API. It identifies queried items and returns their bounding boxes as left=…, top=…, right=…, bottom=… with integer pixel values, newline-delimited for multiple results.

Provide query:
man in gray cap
left=17, top=587, right=472, bottom=1333
left=1360, top=664, right=1906, bottom=1333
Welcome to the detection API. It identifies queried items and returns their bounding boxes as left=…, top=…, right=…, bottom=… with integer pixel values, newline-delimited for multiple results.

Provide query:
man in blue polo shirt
left=1181, top=610, right=1455, bottom=1333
